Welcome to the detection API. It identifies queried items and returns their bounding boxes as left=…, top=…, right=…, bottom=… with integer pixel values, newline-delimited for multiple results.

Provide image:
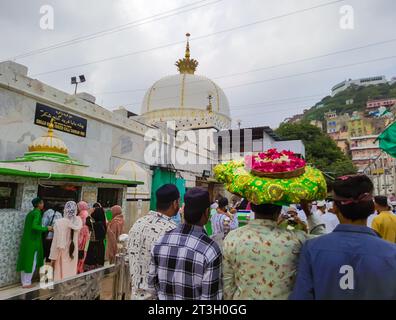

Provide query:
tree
left=275, top=122, right=357, bottom=178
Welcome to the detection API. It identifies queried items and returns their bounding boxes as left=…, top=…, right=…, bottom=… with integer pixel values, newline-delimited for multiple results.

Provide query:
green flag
left=379, top=121, right=396, bottom=158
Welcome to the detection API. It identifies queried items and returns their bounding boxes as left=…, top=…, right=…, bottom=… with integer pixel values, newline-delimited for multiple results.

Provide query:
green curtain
left=379, top=121, right=396, bottom=158
left=150, top=168, right=186, bottom=210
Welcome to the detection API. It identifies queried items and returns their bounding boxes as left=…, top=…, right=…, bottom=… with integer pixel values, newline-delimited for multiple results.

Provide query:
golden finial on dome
left=175, top=33, right=198, bottom=75
left=47, top=118, right=55, bottom=137
left=28, top=118, right=69, bottom=155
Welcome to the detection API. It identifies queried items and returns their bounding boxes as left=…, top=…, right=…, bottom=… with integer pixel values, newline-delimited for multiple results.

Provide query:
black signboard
left=34, top=103, right=87, bottom=137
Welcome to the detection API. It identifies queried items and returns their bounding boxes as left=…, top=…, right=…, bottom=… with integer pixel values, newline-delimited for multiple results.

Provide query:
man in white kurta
left=320, top=201, right=340, bottom=233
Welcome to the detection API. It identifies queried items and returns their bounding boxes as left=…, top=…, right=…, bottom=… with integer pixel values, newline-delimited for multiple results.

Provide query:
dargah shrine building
left=0, top=34, right=302, bottom=288
left=0, top=34, right=230, bottom=288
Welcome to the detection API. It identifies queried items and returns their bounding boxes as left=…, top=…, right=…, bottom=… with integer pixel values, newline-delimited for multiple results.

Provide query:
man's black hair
left=218, top=197, right=229, bottom=209
left=333, top=175, right=374, bottom=221
left=184, top=188, right=210, bottom=225
left=250, top=203, right=282, bottom=218
left=374, top=195, right=389, bottom=208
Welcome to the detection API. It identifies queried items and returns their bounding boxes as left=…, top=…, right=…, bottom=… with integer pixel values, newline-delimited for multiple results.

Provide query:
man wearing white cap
left=314, top=200, right=339, bottom=234
left=314, top=200, right=326, bottom=215
left=322, top=201, right=340, bottom=233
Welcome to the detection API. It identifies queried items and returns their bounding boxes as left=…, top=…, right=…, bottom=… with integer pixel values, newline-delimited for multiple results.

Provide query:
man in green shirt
left=16, top=197, right=52, bottom=288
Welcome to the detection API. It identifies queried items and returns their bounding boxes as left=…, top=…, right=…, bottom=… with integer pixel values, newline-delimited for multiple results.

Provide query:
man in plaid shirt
left=148, top=188, right=223, bottom=300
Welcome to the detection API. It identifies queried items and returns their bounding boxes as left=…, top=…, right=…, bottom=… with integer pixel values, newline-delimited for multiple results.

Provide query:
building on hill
left=350, top=135, right=382, bottom=172
left=324, top=110, right=349, bottom=134
left=350, top=134, right=395, bottom=195
left=347, top=111, right=374, bottom=137
left=366, top=98, right=396, bottom=110
left=324, top=111, right=350, bottom=155
left=329, top=131, right=350, bottom=155
left=331, top=76, right=388, bottom=96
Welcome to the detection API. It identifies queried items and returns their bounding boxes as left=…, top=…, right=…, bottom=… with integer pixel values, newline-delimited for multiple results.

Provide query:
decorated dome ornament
left=28, top=118, right=68, bottom=155
left=214, top=149, right=327, bottom=206
left=175, top=33, right=199, bottom=75
left=7, top=117, right=85, bottom=166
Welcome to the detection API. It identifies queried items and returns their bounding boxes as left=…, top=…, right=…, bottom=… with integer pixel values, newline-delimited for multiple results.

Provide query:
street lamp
left=71, top=75, right=86, bottom=94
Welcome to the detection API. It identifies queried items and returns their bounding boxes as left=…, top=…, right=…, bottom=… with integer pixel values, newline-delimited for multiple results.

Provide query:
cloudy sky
left=1, top=0, right=395, bottom=128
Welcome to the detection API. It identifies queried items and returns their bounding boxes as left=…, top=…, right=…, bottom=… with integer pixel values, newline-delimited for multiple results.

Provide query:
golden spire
left=28, top=118, right=69, bottom=155
left=48, top=118, right=55, bottom=137
left=175, top=33, right=198, bottom=74
left=185, top=33, right=191, bottom=59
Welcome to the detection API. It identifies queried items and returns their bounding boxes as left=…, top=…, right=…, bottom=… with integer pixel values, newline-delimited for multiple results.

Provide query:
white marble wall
left=0, top=209, right=27, bottom=287
left=0, top=88, right=146, bottom=175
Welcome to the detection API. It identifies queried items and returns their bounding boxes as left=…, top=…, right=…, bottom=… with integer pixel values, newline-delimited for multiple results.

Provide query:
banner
left=378, top=121, right=396, bottom=158
left=34, top=103, right=87, bottom=137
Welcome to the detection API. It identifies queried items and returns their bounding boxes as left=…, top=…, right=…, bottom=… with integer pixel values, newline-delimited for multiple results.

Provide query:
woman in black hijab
left=84, top=206, right=107, bottom=271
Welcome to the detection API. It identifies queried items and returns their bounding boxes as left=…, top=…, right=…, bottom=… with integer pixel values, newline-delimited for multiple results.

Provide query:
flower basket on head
left=214, top=149, right=327, bottom=206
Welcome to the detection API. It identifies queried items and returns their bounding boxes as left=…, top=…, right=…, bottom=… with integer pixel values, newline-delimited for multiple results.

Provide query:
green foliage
left=275, top=123, right=357, bottom=178
left=303, top=82, right=396, bottom=122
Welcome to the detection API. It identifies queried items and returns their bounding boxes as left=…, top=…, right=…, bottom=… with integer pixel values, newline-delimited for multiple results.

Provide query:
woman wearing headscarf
left=49, top=201, right=82, bottom=281
left=105, top=205, right=125, bottom=264
left=84, top=206, right=107, bottom=271
left=77, top=201, right=90, bottom=273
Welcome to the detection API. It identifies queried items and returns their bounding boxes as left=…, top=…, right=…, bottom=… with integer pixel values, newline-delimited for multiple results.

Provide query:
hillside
left=302, top=82, right=396, bottom=122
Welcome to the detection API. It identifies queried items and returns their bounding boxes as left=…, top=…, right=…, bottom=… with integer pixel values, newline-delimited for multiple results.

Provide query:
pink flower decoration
left=246, top=149, right=306, bottom=173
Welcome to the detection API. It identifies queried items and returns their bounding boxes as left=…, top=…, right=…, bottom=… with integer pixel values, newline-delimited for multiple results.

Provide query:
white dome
left=141, top=74, right=230, bottom=118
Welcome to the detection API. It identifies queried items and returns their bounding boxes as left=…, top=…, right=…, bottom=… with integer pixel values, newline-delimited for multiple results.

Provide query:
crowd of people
left=16, top=199, right=125, bottom=288
left=15, top=173, right=396, bottom=299
left=127, top=175, right=396, bottom=300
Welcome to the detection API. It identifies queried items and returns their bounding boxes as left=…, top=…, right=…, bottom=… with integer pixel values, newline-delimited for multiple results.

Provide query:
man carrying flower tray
left=214, top=149, right=326, bottom=299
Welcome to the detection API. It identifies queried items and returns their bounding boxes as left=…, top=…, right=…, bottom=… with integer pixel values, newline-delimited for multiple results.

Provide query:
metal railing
left=3, top=253, right=130, bottom=300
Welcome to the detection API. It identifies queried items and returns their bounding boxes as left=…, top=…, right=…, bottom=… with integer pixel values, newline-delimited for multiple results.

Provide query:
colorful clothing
left=211, top=211, right=238, bottom=239
left=42, top=209, right=62, bottom=239
left=17, top=208, right=48, bottom=274
left=371, top=211, right=396, bottom=243
left=148, top=224, right=223, bottom=300
left=171, top=211, right=182, bottom=225
left=49, top=216, right=82, bottom=281
left=106, top=206, right=124, bottom=264
left=42, top=209, right=63, bottom=262
left=127, top=211, right=176, bottom=299
left=290, top=224, right=396, bottom=300
left=223, top=217, right=323, bottom=300
left=77, top=201, right=90, bottom=273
